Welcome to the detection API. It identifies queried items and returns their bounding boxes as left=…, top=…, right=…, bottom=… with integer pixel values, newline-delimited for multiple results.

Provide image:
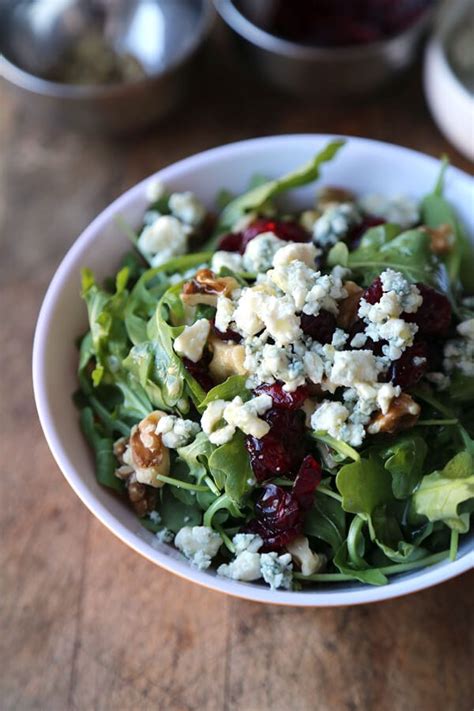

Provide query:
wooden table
left=1, top=40, right=472, bottom=711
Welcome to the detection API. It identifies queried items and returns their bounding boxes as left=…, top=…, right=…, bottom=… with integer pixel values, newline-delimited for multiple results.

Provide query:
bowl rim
left=0, top=0, right=214, bottom=99
left=213, top=0, right=433, bottom=59
left=32, top=133, right=474, bottom=607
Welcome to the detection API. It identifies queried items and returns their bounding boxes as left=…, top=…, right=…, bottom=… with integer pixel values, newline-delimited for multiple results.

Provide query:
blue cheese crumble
left=260, top=552, right=293, bottom=590
left=312, top=202, right=361, bottom=247
left=359, top=194, right=419, bottom=228
left=156, top=416, right=200, bottom=449
left=174, top=526, right=222, bottom=569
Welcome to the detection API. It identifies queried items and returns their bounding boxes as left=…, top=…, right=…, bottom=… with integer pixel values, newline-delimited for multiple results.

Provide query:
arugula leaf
left=374, top=435, right=428, bottom=499
left=208, top=431, right=253, bottom=504
left=177, top=432, right=216, bottom=485
left=336, top=454, right=394, bottom=515
left=304, top=490, right=346, bottom=554
left=216, top=140, right=345, bottom=233
left=159, top=487, right=202, bottom=533
left=449, top=374, right=474, bottom=403
left=333, top=544, right=388, bottom=585
left=412, top=451, right=474, bottom=532
left=198, top=375, right=250, bottom=413
left=420, top=158, right=474, bottom=291
left=368, top=506, right=428, bottom=563
left=81, top=267, right=131, bottom=386
left=337, top=225, right=445, bottom=288
left=80, top=408, right=123, bottom=492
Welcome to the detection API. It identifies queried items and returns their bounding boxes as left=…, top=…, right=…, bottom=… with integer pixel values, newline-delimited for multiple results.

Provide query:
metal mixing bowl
left=0, top=0, right=214, bottom=133
left=214, top=0, right=434, bottom=96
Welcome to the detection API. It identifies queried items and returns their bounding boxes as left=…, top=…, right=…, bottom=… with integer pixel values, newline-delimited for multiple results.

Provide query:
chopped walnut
left=317, top=186, right=356, bottom=211
left=420, top=224, right=455, bottom=255
left=182, top=268, right=239, bottom=307
left=208, top=335, right=247, bottom=383
left=125, top=410, right=170, bottom=487
left=368, top=394, right=420, bottom=435
left=127, top=473, right=158, bottom=517
left=337, top=280, right=363, bottom=331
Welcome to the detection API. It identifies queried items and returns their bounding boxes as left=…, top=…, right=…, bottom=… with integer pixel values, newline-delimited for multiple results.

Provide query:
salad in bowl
left=75, top=139, right=474, bottom=592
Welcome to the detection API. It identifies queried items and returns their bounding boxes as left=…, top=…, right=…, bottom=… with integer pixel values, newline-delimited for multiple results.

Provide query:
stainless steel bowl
left=0, top=0, right=214, bottom=133
left=214, top=0, right=434, bottom=96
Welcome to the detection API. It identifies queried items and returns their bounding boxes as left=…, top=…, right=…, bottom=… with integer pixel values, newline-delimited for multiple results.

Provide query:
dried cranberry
left=404, top=283, right=452, bottom=337
left=362, top=277, right=383, bottom=304
left=246, top=408, right=306, bottom=481
left=256, top=484, right=301, bottom=530
left=182, top=356, right=214, bottom=392
left=347, top=215, right=385, bottom=247
left=255, top=382, right=309, bottom=410
left=217, top=231, right=244, bottom=252
left=244, top=518, right=302, bottom=552
left=389, top=341, right=429, bottom=389
left=245, top=433, right=293, bottom=482
left=240, top=218, right=310, bottom=252
left=292, top=455, right=322, bottom=510
left=300, top=309, right=336, bottom=344
left=211, top=320, right=242, bottom=343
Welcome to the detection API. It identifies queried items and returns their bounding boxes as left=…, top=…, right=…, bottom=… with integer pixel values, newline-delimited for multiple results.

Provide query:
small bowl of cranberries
left=214, top=0, right=436, bottom=96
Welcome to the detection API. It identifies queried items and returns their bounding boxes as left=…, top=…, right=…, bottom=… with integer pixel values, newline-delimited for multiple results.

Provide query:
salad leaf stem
left=311, top=432, right=360, bottom=462
left=154, top=474, right=210, bottom=492
left=204, top=475, right=221, bottom=497
left=450, top=530, right=459, bottom=561
left=295, top=550, right=450, bottom=581
left=214, top=524, right=235, bottom=553
left=347, top=515, right=368, bottom=568
left=417, top=419, right=459, bottom=426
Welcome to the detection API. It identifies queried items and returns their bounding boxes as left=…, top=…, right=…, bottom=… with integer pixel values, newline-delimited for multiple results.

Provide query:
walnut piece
left=337, top=280, right=364, bottom=331
left=127, top=473, right=158, bottom=517
left=317, top=186, right=356, bottom=211
left=420, top=224, right=455, bottom=255
left=126, top=410, right=170, bottom=487
left=368, top=394, right=420, bottom=435
left=286, top=535, right=326, bottom=577
left=182, top=268, right=239, bottom=307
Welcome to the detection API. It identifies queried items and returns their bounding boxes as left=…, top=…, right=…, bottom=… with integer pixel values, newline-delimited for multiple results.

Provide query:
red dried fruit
left=241, top=218, right=310, bottom=252
left=246, top=408, right=306, bottom=481
left=292, top=455, right=322, bottom=510
left=389, top=341, right=429, bottom=389
left=244, top=518, right=302, bottom=552
left=245, top=434, right=293, bottom=482
left=255, top=382, right=309, bottom=410
left=182, top=356, right=215, bottom=392
left=256, top=484, right=302, bottom=530
left=404, top=283, right=452, bottom=337
left=211, top=320, right=242, bottom=343
left=300, top=309, right=336, bottom=344
left=217, top=231, right=244, bottom=252
left=362, top=276, right=383, bottom=304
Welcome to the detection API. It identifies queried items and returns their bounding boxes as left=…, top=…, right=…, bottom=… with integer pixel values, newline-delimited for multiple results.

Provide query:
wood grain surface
left=1, top=35, right=472, bottom=711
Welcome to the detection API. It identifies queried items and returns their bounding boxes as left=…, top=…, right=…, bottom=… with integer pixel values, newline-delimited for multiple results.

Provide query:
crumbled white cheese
left=260, top=552, right=293, bottom=590
left=138, top=215, right=189, bottom=266
left=148, top=510, right=162, bottom=524
left=376, top=382, right=401, bottom=414
left=380, top=269, right=422, bottom=312
left=310, top=400, right=365, bottom=447
left=215, top=296, right=235, bottom=334
left=457, top=318, right=474, bottom=340
left=173, top=318, right=210, bottom=363
left=242, top=232, right=288, bottom=273
left=313, top=202, right=361, bottom=247
left=169, top=191, right=206, bottom=226
left=146, top=178, right=166, bottom=203
left=201, top=399, right=235, bottom=446
left=217, top=551, right=262, bottom=582
left=359, top=193, right=419, bottom=228
left=329, top=350, right=381, bottom=388
left=154, top=528, right=174, bottom=545
left=223, top=394, right=272, bottom=439
left=155, top=415, right=200, bottom=449
left=232, top=533, right=263, bottom=554
left=272, top=242, right=320, bottom=268
left=211, top=251, right=244, bottom=274
left=174, top=526, right=222, bottom=569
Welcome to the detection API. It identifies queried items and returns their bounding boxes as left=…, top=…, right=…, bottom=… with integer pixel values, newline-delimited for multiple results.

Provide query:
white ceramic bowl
left=33, top=135, right=474, bottom=606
